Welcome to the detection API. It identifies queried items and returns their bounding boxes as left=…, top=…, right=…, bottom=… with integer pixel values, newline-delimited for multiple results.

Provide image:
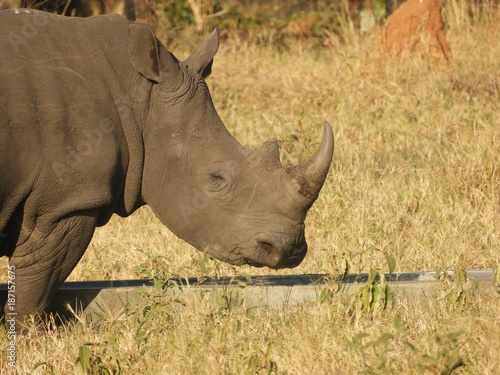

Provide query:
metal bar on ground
left=0, top=270, right=495, bottom=322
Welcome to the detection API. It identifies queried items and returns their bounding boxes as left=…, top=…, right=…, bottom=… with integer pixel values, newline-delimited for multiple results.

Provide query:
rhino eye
left=210, top=172, right=225, bottom=182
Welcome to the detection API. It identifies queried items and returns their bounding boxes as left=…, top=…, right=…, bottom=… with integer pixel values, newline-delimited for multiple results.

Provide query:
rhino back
left=0, top=10, right=138, bottom=252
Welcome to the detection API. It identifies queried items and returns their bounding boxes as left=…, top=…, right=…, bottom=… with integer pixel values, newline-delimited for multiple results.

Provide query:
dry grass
left=1, top=1, right=499, bottom=373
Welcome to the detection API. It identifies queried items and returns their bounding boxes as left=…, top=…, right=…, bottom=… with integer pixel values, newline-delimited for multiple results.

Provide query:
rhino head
left=128, top=25, right=334, bottom=269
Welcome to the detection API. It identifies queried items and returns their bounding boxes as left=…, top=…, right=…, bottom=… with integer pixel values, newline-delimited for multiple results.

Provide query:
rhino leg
left=7, top=209, right=98, bottom=331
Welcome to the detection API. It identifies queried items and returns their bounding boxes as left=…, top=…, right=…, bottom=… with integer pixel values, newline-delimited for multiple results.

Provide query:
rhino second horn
left=286, top=122, right=334, bottom=201
left=248, top=140, right=282, bottom=169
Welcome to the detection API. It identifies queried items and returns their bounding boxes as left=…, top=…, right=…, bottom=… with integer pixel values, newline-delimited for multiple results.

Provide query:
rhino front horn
left=286, top=122, right=334, bottom=201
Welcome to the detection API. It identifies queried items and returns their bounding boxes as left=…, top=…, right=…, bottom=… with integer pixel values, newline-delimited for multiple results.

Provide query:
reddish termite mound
left=383, top=0, right=452, bottom=60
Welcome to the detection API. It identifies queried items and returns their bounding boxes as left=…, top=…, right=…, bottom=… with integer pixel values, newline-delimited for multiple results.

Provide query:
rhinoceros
left=0, top=9, right=334, bottom=328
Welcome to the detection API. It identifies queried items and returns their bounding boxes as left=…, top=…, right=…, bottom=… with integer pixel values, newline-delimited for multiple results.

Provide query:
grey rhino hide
left=0, top=9, right=333, bottom=327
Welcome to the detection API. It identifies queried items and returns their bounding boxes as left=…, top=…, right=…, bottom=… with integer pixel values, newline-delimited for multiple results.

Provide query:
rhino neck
left=107, top=76, right=151, bottom=218
left=86, top=20, right=151, bottom=218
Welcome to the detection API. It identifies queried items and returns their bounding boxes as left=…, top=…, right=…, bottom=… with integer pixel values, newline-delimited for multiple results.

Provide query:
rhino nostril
left=258, top=241, right=282, bottom=268
left=258, top=241, right=275, bottom=254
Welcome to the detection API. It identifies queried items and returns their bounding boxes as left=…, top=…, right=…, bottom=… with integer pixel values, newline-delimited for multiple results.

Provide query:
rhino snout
left=244, top=239, right=307, bottom=270
left=257, top=241, right=282, bottom=268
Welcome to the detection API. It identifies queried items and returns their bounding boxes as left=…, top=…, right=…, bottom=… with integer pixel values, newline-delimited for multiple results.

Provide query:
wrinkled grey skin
left=0, top=9, right=333, bottom=327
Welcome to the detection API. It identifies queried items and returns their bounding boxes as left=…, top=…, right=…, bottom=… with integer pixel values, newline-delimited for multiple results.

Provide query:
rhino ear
left=128, top=23, right=161, bottom=81
left=128, top=22, right=179, bottom=83
left=184, top=28, right=219, bottom=79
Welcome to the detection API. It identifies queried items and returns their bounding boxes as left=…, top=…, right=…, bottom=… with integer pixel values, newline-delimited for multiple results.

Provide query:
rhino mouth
left=243, top=259, right=267, bottom=268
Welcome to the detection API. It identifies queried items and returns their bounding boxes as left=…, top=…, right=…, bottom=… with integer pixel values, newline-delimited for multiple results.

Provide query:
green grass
left=1, top=1, right=499, bottom=373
